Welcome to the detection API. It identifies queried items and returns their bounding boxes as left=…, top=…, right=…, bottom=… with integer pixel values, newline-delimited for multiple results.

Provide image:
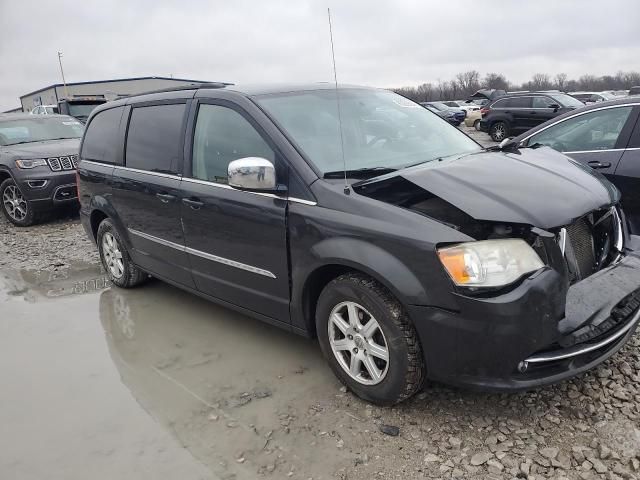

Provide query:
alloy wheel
left=328, top=301, right=390, bottom=385
left=2, top=185, right=28, bottom=221
left=492, top=123, right=506, bottom=141
left=102, top=232, right=125, bottom=279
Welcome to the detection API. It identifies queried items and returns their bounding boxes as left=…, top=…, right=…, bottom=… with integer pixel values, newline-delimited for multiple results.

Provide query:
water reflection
left=98, top=283, right=347, bottom=479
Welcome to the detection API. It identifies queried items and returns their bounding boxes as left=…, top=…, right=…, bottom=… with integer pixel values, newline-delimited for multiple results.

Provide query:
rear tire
left=474, top=119, right=481, bottom=131
left=489, top=121, right=509, bottom=142
left=97, top=218, right=147, bottom=288
left=316, top=273, right=425, bottom=405
left=0, top=178, right=40, bottom=226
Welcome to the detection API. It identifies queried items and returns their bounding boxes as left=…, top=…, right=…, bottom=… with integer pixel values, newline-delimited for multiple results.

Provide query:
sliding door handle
left=156, top=193, right=176, bottom=203
left=182, top=197, right=204, bottom=209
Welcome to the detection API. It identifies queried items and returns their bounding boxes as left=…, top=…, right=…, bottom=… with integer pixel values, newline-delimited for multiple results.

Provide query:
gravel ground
left=2, top=126, right=640, bottom=479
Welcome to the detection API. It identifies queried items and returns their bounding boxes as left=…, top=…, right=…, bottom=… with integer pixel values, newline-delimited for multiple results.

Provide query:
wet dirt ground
left=2, top=127, right=640, bottom=480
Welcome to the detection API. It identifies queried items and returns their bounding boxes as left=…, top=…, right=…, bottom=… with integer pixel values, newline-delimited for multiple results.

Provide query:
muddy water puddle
left=0, top=265, right=357, bottom=479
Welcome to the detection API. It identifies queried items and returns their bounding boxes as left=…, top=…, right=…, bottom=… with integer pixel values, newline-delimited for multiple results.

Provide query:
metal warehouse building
left=19, top=76, right=212, bottom=112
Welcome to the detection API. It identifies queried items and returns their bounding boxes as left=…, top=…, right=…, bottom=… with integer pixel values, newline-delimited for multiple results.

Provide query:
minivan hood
left=393, top=147, right=618, bottom=229
left=0, top=138, right=80, bottom=162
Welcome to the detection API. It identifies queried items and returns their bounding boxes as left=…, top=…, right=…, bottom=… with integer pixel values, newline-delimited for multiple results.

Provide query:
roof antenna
left=327, top=8, right=349, bottom=195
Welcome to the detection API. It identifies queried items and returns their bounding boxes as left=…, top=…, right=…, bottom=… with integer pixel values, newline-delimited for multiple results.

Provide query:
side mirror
left=549, top=103, right=560, bottom=111
left=228, top=157, right=277, bottom=191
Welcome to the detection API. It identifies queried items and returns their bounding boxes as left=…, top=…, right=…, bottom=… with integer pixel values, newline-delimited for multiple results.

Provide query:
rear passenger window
left=508, top=97, right=532, bottom=108
left=81, top=106, right=125, bottom=163
left=191, top=104, right=275, bottom=184
left=125, top=104, right=185, bottom=173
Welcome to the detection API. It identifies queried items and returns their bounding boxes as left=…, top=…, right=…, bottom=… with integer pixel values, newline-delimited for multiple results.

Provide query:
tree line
left=392, top=71, right=640, bottom=103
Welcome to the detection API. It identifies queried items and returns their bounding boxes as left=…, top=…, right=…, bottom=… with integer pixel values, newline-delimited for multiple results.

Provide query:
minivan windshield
left=256, top=88, right=481, bottom=175
left=0, top=116, right=83, bottom=146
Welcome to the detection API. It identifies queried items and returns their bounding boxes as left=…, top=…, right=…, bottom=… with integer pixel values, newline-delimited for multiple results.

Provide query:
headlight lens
left=15, top=158, right=47, bottom=169
left=437, top=239, right=544, bottom=287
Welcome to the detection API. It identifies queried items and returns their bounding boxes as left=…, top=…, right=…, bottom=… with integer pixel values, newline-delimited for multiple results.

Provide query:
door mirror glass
left=228, top=157, right=276, bottom=191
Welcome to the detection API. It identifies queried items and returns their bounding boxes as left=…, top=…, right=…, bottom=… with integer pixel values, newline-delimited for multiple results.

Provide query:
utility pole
left=57, top=51, right=69, bottom=98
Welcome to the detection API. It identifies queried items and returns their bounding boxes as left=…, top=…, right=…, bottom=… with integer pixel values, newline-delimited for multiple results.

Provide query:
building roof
left=19, top=76, right=212, bottom=100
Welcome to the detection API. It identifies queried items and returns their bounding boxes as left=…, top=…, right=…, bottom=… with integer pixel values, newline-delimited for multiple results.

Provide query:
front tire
left=489, top=121, right=509, bottom=142
left=0, top=178, right=39, bottom=226
left=97, top=218, right=147, bottom=288
left=316, top=273, right=425, bottom=405
left=474, top=119, right=481, bottom=131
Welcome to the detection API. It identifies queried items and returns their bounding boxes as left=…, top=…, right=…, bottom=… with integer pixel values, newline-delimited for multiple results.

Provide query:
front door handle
left=156, top=192, right=176, bottom=203
left=182, top=197, right=204, bottom=209
left=588, top=161, right=612, bottom=169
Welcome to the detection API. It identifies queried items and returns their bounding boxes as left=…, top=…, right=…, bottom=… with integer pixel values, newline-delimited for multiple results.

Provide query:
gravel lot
left=2, top=127, right=640, bottom=480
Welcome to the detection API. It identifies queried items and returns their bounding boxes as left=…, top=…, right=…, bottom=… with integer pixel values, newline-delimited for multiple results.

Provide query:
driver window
left=192, top=104, right=275, bottom=184
left=529, top=106, right=633, bottom=152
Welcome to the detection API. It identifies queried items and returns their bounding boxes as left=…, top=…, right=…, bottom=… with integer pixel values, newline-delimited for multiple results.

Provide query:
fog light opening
left=517, top=361, right=529, bottom=373
left=27, top=180, right=47, bottom=188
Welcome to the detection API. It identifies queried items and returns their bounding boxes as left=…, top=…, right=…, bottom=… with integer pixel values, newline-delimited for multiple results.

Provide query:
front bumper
left=13, top=169, right=78, bottom=211
left=410, top=253, right=640, bottom=391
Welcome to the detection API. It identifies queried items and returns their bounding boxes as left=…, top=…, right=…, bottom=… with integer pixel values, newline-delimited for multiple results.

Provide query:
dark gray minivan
left=78, top=83, right=640, bottom=405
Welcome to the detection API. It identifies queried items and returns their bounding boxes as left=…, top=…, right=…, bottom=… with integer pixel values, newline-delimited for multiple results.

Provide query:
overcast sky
left=1, top=0, right=639, bottom=111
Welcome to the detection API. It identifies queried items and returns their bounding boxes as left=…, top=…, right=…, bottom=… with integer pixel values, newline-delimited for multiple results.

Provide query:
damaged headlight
left=437, top=239, right=544, bottom=287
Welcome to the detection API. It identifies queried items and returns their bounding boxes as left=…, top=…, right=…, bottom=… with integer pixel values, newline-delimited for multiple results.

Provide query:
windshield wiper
left=323, top=167, right=397, bottom=179
left=485, top=141, right=545, bottom=153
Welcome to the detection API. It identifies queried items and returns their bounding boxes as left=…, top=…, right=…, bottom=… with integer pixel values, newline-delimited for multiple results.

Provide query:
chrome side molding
left=128, top=228, right=276, bottom=279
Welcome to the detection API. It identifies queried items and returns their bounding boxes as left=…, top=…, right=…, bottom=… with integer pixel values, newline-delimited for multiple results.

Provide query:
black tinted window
left=81, top=107, right=124, bottom=163
left=532, top=96, right=555, bottom=108
left=508, top=97, right=532, bottom=108
left=126, top=104, right=185, bottom=173
left=192, top=104, right=275, bottom=183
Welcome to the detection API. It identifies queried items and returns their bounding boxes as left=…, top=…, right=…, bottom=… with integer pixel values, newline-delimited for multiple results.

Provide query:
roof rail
left=123, top=82, right=232, bottom=98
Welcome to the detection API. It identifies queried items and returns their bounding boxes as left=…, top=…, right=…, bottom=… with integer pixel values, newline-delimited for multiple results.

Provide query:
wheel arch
left=292, top=238, right=427, bottom=338
left=86, top=196, right=130, bottom=246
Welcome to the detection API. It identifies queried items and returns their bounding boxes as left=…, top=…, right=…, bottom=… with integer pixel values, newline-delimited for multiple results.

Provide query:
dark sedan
left=420, top=102, right=465, bottom=126
left=509, top=97, right=640, bottom=233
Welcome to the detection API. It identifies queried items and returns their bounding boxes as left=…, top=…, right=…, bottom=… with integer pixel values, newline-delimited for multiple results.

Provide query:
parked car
left=30, top=105, right=59, bottom=115
left=464, top=109, right=482, bottom=130
left=569, top=91, right=617, bottom=104
left=420, top=102, right=465, bottom=125
left=629, top=86, right=640, bottom=97
left=480, top=92, right=584, bottom=141
left=443, top=101, right=480, bottom=115
left=509, top=97, right=640, bottom=233
left=0, top=113, right=83, bottom=225
left=78, top=84, right=640, bottom=405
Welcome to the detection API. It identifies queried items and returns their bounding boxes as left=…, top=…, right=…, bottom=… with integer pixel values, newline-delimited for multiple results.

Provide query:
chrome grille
left=46, top=155, right=77, bottom=171
left=47, top=157, right=61, bottom=171
left=59, top=156, right=73, bottom=170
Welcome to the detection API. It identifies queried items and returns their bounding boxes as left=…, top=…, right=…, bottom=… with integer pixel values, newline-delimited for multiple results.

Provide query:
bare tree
left=415, top=83, right=433, bottom=102
left=392, top=70, right=640, bottom=100
left=483, top=73, right=509, bottom=91
left=455, top=70, right=481, bottom=97
left=554, top=73, right=568, bottom=91
left=528, top=73, right=552, bottom=91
